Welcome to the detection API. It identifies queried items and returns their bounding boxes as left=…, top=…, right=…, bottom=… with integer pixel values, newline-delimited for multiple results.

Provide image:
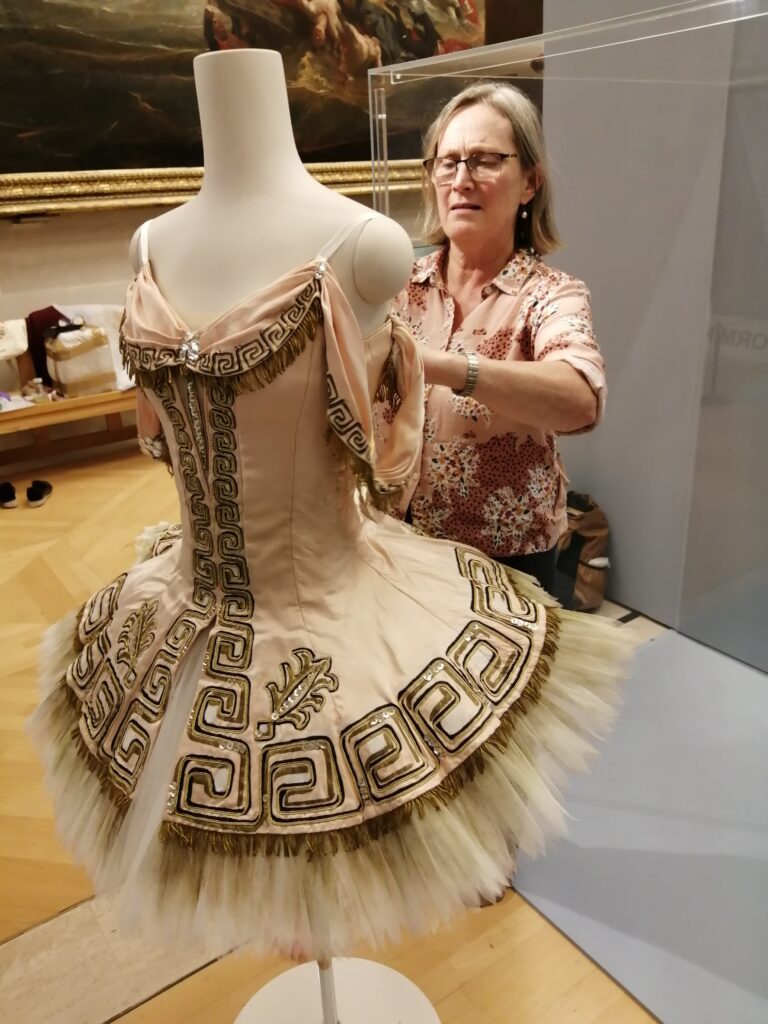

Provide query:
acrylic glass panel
left=369, top=1, right=768, bottom=670
left=678, top=13, right=768, bottom=671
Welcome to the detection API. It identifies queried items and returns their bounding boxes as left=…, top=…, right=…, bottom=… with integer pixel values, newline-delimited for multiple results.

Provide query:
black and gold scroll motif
left=342, top=703, right=435, bottom=804
left=80, top=657, right=126, bottom=747
left=120, top=277, right=321, bottom=391
left=77, top=573, right=126, bottom=647
left=326, top=371, right=404, bottom=510
left=160, top=605, right=545, bottom=841
left=106, top=377, right=217, bottom=796
left=115, top=599, right=158, bottom=687
left=400, top=652, right=493, bottom=757
left=455, top=547, right=541, bottom=631
left=199, top=377, right=254, bottom=692
left=326, top=373, right=372, bottom=463
left=65, top=574, right=134, bottom=759
left=67, top=573, right=127, bottom=699
left=448, top=620, right=533, bottom=707
left=156, top=379, right=217, bottom=604
left=66, top=629, right=109, bottom=701
left=264, top=737, right=347, bottom=824
left=257, top=647, right=340, bottom=741
left=174, top=378, right=256, bottom=826
left=172, top=748, right=253, bottom=823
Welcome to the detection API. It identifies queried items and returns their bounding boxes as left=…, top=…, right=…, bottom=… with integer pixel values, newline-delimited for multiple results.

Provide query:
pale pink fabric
left=103, top=251, right=549, bottom=839
left=131, top=259, right=424, bottom=499
left=392, top=246, right=606, bottom=557
left=30, top=236, right=628, bottom=958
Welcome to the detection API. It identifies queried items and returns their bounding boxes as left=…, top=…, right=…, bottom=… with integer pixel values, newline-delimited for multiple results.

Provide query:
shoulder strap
left=316, top=213, right=377, bottom=262
left=138, top=220, right=151, bottom=267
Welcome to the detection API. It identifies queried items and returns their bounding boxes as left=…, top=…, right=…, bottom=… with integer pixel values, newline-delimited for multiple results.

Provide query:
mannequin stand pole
left=318, top=957, right=340, bottom=1024
left=234, top=957, right=440, bottom=1023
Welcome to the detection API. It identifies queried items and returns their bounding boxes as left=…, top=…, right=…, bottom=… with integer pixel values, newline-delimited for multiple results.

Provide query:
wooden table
left=0, top=388, right=137, bottom=466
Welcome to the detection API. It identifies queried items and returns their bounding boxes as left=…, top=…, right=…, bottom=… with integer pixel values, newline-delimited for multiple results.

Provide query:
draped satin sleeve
left=321, top=272, right=424, bottom=507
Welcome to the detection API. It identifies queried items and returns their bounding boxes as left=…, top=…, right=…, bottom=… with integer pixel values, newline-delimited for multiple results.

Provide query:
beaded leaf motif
left=116, top=598, right=159, bottom=683
left=257, top=647, right=339, bottom=740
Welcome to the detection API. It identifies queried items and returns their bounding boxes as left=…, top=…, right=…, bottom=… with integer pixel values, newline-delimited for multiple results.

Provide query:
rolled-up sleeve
left=532, top=279, right=606, bottom=433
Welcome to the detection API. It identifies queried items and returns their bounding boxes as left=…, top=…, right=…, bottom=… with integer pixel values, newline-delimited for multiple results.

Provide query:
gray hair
left=419, top=81, right=561, bottom=255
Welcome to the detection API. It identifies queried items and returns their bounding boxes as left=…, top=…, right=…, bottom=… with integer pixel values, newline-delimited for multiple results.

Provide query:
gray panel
left=516, top=632, right=768, bottom=1024
left=678, top=19, right=768, bottom=670
left=544, top=0, right=688, bottom=34
left=541, top=19, right=733, bottom=622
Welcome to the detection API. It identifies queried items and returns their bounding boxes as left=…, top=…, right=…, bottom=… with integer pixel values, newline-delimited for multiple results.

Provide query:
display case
left=369, top=0, right=768, bottom=671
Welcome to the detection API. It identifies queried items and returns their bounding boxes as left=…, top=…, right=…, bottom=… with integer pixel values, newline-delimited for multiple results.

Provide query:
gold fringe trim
left=373, top=349, right=402, bottom=412
left=47, top=679, right=133, bottom=816
left=72, top=603, right=86, bottom=655
left=58, top=681, right=132, bottom=811
left=227, top=297, right=321, bottom=398
left=158, top=608, right=562, bottom=861
left=498, top=562, right=561, bottom=609
left=325, top=426, right=407, bottom=514
left=59, top=676, right=81, bottom=714
left=71, top=726, right=132, bottom=811
left=121, top=298, right=321, bottom=399
left=55, top=607, right=132, bottom=811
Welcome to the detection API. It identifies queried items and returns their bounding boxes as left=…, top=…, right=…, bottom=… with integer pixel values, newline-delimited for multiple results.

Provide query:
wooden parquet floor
left=0, top=450, right=179, bottom=941
left=0, top=448, right=657, bottom=1023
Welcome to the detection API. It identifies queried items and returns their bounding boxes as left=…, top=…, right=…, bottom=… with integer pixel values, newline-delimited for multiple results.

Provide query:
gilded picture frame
left=0, top=162, right=424, bottom=218
left=0, top=1, right=541, bottom=217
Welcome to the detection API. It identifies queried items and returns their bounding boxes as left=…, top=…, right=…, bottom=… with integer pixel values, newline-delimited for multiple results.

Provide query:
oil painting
left=0, top=1, right=542, bottom=210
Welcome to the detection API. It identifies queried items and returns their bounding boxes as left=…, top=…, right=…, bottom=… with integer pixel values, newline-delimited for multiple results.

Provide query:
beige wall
left=0, top=206, right=168, bottom=391
left=0, top=207, right=173, bottom=461
left=0, top=191, right=420, bottom=464
left=0, top=189, right=422, bottom=394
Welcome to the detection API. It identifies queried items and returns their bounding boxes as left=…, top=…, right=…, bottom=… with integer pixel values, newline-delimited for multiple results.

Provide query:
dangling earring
left=515, top=202, right=533, bottom=252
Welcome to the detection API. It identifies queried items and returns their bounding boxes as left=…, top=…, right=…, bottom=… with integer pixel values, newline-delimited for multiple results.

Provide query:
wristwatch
left=452, top=352, right=480, bottom=398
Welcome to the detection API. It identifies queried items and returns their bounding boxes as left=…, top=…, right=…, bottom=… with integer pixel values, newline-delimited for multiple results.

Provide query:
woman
left=393, top=82, right=605, bottom=593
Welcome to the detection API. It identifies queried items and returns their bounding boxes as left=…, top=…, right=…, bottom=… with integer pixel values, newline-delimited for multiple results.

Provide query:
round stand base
left=234, top=957, right=440, bottom=1023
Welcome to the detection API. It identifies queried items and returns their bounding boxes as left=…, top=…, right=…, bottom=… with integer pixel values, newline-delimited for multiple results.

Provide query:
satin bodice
left=120, top=254, right=423, bottom=609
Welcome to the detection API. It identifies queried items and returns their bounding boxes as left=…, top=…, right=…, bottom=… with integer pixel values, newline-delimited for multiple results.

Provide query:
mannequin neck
left=193, top=49, right=312, bottom=201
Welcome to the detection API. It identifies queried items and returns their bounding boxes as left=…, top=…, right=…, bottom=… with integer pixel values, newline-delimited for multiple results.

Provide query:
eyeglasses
left=423, top=152, right=517, bottom=185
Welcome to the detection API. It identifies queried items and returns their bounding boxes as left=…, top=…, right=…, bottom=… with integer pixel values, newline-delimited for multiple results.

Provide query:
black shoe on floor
left=0, top=482, right=17, bottom=509
left=26, top=480, right=53, bottom=508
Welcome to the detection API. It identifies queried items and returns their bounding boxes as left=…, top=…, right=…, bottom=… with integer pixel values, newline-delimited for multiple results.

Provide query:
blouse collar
left=412, top=245, right=540, bottom=297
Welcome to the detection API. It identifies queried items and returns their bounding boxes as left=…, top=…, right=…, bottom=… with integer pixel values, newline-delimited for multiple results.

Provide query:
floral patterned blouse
left=392, top=245, right=606, bottom=557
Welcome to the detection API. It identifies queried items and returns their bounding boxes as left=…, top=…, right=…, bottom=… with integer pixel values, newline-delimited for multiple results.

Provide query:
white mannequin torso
left=129, top=49, right=413, bottom=338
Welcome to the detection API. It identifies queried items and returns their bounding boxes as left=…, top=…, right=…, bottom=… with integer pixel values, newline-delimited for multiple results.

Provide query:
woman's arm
left=421, top=348, right=598, bottom=433
left=423, top=274, right=605, bottom=434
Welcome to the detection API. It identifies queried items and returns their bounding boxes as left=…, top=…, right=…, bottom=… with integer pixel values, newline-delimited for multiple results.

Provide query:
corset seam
left=287, top=336, right=323, bottom=645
